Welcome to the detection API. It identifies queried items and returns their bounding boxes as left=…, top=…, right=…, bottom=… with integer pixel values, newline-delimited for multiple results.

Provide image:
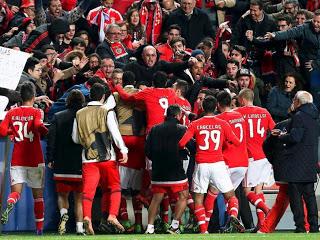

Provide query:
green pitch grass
left=1, top=233, right=320, bottom=240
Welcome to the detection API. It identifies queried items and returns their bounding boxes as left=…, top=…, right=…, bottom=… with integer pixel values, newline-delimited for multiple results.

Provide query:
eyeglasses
left=108, top=32, right=121, bottom=35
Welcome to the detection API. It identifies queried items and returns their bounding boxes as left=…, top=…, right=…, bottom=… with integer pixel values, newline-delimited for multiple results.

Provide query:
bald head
left=142, top=45, right=157, bottom=67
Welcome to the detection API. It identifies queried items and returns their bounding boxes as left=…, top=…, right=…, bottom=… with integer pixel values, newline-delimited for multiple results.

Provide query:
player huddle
left=0, top=79, right=289, bottom=235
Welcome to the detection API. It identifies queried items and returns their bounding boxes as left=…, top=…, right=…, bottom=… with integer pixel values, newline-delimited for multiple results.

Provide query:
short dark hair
left=153, top=71, right=167, bottom=88
left=277, top=14, right=293, bottom=25
left=170, top=37, right=186, bottom=47
left=66, top=89, right=85, bottom=110
left=199, top=89, right=217, bottom=97
left=23, top=57, right=40, bottom=72
left=71, top=37, right=86, bottom=48
left=41, top=44, right=55, bottom=53
left=166, top=104, right=181, bottom=120
left=227, top=59, right=240, bottom=68
left=202, top=96, right=217, bottom=113
left=20, top=81, right=36, bottom=102
left=217, top=91, right=232, bottom=107
left=250, top=0, right=263, bottom=10
left=231, top=45, right=247, bottom=57
left=90, top=83, right=107, bottom=101
left=122, top=71, right=136, bottom=87
left=86, top=76, right=105, bottom=87
left=314, top=9, right=320, bottom=16
left=175, top=79, right=189, bottom=97
left=168, top=24, right=181, bottom=33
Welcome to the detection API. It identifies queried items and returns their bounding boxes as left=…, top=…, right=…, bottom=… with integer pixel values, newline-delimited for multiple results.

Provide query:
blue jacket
left=48, top=83, right=90, bottom=122
left=266, top=86, right=294, bottom=122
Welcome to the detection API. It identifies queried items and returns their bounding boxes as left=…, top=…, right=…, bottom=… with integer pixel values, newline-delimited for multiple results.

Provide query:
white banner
left=0, top=47, right=30, bottom=90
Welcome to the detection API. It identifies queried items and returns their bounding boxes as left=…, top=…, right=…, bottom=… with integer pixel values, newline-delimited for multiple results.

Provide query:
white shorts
left=229, top=167, right=247, bottom=189
left=192, top=161, right=234, bottom=194
left=119, top=166, right=143, bottom=191
left=243, top=158, right=275, bottom=188
left=10, top=165, right=44, bottom=188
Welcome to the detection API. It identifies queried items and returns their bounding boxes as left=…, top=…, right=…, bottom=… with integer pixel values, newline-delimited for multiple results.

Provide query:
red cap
left=20, top=0, right=35, bottom=9
left=61, top=0, right=77, bottom=11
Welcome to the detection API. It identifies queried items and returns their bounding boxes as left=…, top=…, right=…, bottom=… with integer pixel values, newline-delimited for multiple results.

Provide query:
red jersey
left=216, top=110, right=248, bottom=168
left=236, top=106, right=275, bottom=160
left=0, top=106, right=48, bottom=167
left=175, top=97, right=191, bottom=126
left=115, top=86, right=177, bottom=132
left=179, top=115, right=240, bottom=164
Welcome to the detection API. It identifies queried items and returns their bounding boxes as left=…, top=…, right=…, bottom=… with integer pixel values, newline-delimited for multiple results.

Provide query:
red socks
left=119, top=197, right=128, bottom=221
left=7, top=192, right=20, bottom=204
left=204, top=191, right=218, bottom=224
left=187, top=194, right=195, bottom=213
left=160, top=195, right=169, bottom=223
left=227, top=196, right=239, bottom=218
left=34, top=198, right=44, bottom=231
left=109, top=191, right=121, bottom=216
left=132, top=196, right=142, bottom=224
left=83, top=196, right=93, bottom=219
left=260, top=184, right=289, bottom=233
left=194, top=204, right=207, bottom=233
left=247, top=192, right=269, bottom=214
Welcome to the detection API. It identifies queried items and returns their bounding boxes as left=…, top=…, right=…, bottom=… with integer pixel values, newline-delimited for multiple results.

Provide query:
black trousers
left=288, top=182, right=319, bottom=232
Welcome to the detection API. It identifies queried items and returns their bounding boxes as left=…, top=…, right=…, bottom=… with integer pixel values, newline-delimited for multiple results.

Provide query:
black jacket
left=277, top=103, right=319, bottom=183
left=124, top=59, right=189, bottom=87
left=231, top=12, right=277, bottom=51
left=263, top=119, right=291, bottom=182
left=164, top=8, right=215, bottom=49
left=95, top=40, right=132, bottom=68
left=47, top=108, right=83, bottom=180
left=274, top=21, right=320, bottom=70
left=145, top=118, right=190, bottom=183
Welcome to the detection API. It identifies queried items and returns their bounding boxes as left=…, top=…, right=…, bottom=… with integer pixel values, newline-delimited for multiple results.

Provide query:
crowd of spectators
left=0, top=0, right=320, bottom=236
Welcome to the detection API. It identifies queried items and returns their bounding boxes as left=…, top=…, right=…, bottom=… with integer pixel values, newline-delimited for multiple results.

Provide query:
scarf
left=87, top=7, right=122, bottom=42
left=109, top=41, right=128, bottom=59
left=306, top=0, right=319, bottom=11
left=139, top=1, right=162, bottom=45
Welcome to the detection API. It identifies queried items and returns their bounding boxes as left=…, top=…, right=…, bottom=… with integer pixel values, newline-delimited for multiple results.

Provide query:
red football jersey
left=0, top=106, right=48, bottom=167
left=175, top=97, right=192, bottom=126
left=216, top=110, right=249, bottom=168
left=179, top=115, right=240, bottom=164
left=236, top=106, right=275, bottom=160
left=134, top=88, right=177, bottom=132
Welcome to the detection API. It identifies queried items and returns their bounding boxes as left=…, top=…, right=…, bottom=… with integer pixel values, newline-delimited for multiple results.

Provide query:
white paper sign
left=0, top=47, right=30, bottom=90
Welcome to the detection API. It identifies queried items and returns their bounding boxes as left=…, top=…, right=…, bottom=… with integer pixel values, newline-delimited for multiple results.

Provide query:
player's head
left=122, top=71, right=136, bottom=87
left=153, top=71, right=167, bottom=88
left=173, top=79, right=189, bottom=98
left=217, top=90, right=232, bottom=111
left=20, top=81, right=36, bottom=103
left=202, top=95, right=217, bottom=114
left=166, top=104, right=182, bottom=121
left=66, top=89, right=85, bottom=111
left=90, top=83, right=110, bottom=102
left=238, top=88, right=254, bottom=106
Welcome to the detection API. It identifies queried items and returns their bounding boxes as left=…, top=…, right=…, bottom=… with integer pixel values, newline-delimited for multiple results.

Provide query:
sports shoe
left=134, top=223, right=143, bottom=234
left=185, top=214, right=196, bottom=232
left=107, top=217, right=125, bottom=233
left=230, top=216, right=245, bottom=233
left=166, top=226, right=181, bottom=234
left=1, top=203, right=14, bottom=225
left=36, top=229, right=43, bottom=235
left=121, top=220, right=132, bottom=230
left=58, top=213, right=69, bottom=235
left=83, top=218, right=95, bottom=235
